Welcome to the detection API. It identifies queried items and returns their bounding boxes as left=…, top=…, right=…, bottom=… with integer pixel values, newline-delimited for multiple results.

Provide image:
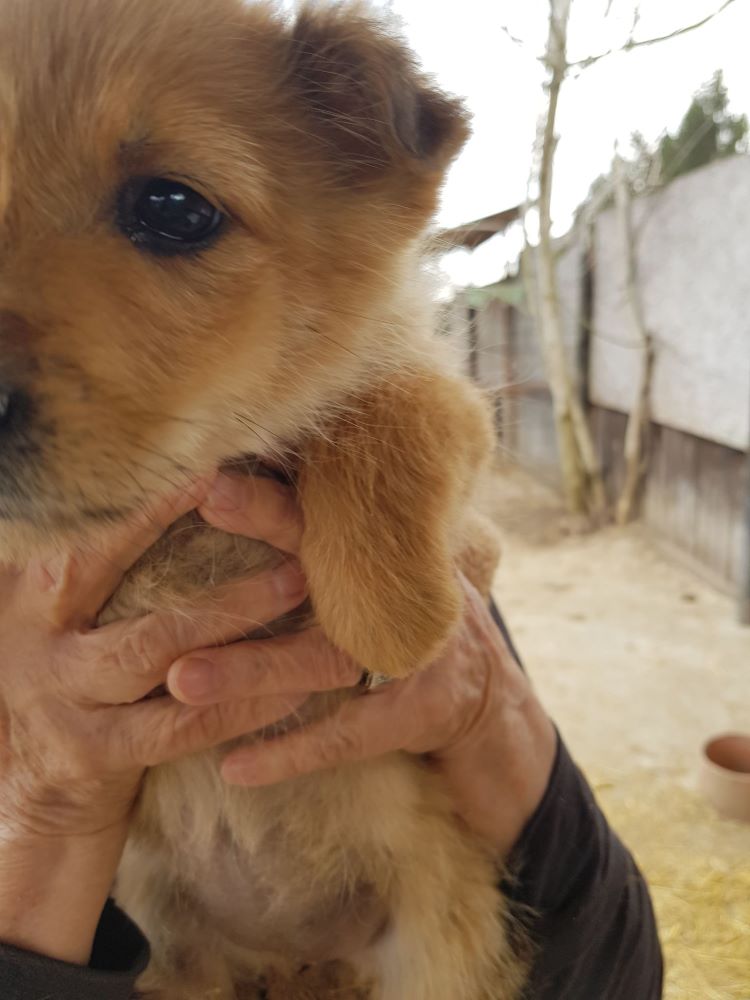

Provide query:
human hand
left=0, top=478, right=307, bottom=962
left=172, top=473, right=557, bottom=855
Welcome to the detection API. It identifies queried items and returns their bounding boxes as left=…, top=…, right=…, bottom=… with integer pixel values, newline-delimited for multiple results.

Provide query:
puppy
left=0, top=1, right=523, bottom=997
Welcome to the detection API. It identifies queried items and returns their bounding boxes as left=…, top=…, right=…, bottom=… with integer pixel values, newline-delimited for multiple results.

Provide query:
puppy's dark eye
left=118, top=178, right=224, bottom=254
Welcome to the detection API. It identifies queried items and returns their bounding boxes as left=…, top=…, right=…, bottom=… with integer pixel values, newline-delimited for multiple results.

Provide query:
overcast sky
left=384, top=0, right=750, bottom=287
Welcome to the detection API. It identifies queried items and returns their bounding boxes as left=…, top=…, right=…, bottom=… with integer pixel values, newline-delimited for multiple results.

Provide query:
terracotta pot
left=698, top=733, right=750, bottom=824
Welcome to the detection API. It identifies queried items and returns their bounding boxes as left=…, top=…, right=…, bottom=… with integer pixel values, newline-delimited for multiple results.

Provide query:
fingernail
left=203, top=474, right=243, bottom=512
left=174, top=658, right=218, bottom=700
left=273, top=561, right=307, bottom=599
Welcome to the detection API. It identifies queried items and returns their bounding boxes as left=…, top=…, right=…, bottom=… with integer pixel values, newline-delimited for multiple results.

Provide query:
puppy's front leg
left=298, top=370, right=495, bottom=678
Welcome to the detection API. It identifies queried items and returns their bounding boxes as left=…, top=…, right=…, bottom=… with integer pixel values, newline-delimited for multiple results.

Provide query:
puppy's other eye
left=118, top=178, right=224, bottom=254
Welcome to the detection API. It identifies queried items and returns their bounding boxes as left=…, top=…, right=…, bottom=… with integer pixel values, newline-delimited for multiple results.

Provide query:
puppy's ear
left=289, top=4, right=469, bottom=180
left=297, top=372, right=494, bottom=677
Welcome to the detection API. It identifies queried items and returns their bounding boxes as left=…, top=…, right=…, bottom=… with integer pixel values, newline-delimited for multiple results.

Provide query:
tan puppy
left=0, top=1, right=522, bottom=997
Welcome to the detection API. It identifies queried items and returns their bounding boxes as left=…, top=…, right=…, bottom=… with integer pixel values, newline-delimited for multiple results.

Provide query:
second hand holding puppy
left=171, top=472, right=557, bottom=857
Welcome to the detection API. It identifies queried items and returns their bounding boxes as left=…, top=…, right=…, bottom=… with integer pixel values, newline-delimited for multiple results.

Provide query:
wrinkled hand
left=0, top=477, right=306, bottom=962
left=0, top=480, right=307, bottom=842
left=174, top=473, right=557, bottom=853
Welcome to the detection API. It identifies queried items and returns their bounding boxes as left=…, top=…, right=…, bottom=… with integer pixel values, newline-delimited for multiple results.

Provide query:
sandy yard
left=486, top=463, right=750, bottom=1000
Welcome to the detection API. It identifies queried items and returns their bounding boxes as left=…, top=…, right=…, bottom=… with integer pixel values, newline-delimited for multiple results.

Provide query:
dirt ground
left=485, top=463, right=750, bottom=1000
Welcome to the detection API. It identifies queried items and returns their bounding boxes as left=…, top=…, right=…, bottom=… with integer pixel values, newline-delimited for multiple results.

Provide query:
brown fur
left=299, top=372, right=495, bottom=677
left=0, top=1, right=522, bottom=997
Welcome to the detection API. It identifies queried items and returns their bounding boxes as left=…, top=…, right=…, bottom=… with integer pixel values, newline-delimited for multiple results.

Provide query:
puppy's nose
left=0, top=385, right=31, bottom=438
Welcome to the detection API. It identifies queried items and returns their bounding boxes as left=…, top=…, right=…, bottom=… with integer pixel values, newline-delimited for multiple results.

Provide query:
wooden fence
left=591, top=406, right=749, bottom=591
left=446, top=291, right=750, bottom=595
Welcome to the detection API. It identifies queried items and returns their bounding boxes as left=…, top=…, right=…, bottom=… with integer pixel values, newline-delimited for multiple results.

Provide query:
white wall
left=590, top=155, right=750, bottom=451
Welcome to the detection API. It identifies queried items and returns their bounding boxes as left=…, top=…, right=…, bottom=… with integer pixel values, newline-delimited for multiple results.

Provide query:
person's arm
left=0, top=829, right=127, bottom=967
left=505, top=736, right=663, bottom=1000
left=487, top=601, right=664, bottom=999
left=0, top=902, right=148, bottom=1000
left=0, top=477, right=308, bottom=998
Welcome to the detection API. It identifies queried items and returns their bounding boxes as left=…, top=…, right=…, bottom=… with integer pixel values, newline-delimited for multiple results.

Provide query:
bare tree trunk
left=612, top=154, right=655, bottom=524
left=740, top=446, right=750, bottom=625
left=738, top=386, right=750, bottom=624
left=535, top=0, right=606, bottom=516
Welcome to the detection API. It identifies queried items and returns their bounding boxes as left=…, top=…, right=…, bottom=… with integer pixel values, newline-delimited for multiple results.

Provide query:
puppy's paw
left=299, top=372, right=494, bottom=677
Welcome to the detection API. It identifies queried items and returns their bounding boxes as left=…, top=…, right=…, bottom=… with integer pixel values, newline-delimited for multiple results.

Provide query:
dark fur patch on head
left=290, top=4, right=469, bottom=179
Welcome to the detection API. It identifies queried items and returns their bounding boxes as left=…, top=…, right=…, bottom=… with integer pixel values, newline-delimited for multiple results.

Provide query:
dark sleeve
left=0, top=900, right=149, bottom=1000
left=490, top=602, right=664, bottom=1000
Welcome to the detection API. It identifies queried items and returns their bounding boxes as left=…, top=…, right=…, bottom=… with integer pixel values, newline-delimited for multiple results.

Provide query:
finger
left=221, top=683, right=411, bottom=786
left=72, top=561, right=307, bottom=705
left=199, top=473, right=303, bottom=556
left=167, top=628, right=361, bottom=705
left=31, top=477, right=214, bottom=629
left=111, top=690, right=309, bottom=769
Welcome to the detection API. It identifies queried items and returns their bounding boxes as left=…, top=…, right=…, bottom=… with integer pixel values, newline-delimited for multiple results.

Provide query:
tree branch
left=570, top=0, right=737, bottom=71
left=500, top=24, right=525, bottom=47
left=629, top=4, right=641, bottom=38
